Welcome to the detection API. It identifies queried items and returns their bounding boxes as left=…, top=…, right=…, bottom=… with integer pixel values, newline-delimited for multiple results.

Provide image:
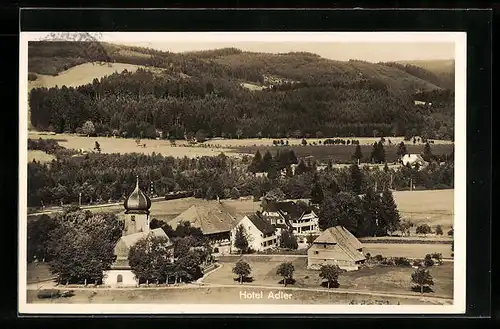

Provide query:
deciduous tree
left=411, top=267, right=434, bottom=294
left=319, top=264, right=341, bottom=289
left=232, top=260, right=251, bottom=284
left=276, top=262, right=295, bottom=287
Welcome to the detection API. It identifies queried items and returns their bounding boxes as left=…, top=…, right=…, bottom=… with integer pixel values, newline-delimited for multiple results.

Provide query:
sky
left=27, top=32, right=458, bottom=62
left=117, top=41, right=455, bottom=63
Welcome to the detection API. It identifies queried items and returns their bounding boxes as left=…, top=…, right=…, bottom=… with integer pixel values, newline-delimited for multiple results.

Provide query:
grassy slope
left=28, top=42, right=444, bottom=95
left=396, top=59, right=455, bottom=75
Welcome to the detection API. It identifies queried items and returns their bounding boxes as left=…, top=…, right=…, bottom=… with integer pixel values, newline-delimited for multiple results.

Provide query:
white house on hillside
left=231, top=213, right=278, bottom=252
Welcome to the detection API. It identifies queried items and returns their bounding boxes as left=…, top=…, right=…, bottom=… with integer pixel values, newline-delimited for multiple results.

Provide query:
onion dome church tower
left=122, top=176, right=152, bottom=235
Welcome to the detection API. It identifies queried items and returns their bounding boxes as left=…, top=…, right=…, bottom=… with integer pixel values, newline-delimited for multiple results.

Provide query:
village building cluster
left=103, top=177, right=365, bottom=286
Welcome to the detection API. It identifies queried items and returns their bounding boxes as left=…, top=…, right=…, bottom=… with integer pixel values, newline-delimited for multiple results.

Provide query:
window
left=117, top=274, right=123, bottom=283
left=314, top=251, right=319, bottom=255
left=324, top=244, right=326, bottom=248
left=131, top=215, right=136, bottom=221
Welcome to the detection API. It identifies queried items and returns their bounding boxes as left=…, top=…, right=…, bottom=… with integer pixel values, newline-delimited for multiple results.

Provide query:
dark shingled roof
left=248, top=213, right=276, bottom=235
left=265, top=201, right=314, bottom=221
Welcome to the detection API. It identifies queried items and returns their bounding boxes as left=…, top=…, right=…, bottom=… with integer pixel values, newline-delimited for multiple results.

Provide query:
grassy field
left=28, top=150, right=56, bottom=163
left=28, top=62, right=150, bottom=90
left=26, top=286, right=439, bottom=305
left=26, top=132, right=453, bottom=162
left=230, top=143, right=454, bottom=163
left=205, top=256, right=453, bottom=299
left=27, top=132, right=237, bottom=159
left=392, top=189, right=454, bottom=231
left=363, top=243, right=453, bottom=259
left=27, top=262, right=53, bottom=284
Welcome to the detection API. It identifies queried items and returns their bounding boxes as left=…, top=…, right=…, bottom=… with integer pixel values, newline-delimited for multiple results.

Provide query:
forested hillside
left=28, top=41, right=455, bottom=140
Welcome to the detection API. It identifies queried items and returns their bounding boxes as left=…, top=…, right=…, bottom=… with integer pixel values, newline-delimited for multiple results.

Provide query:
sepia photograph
left=18, top=31, right=466, bottom=314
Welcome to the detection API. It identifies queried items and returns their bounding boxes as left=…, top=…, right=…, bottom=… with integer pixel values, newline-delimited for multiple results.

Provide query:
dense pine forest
left=28, top=42, right=455, bottom=140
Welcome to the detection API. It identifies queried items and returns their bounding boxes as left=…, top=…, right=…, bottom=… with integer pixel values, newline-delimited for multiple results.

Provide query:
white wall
left=231, top=216, right=277, bottom=252
left=103, top=269, right=137, bottom=287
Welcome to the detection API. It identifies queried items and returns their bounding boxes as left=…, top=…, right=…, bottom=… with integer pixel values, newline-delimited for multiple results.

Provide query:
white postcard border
left=18, top=31, right=467, bottom=315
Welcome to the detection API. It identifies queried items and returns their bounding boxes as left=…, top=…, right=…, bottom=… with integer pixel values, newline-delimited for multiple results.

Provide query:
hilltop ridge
left=27, top=41, right=455, bottom=140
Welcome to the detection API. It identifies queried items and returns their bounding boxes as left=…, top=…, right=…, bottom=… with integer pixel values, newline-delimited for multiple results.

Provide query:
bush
left=424, top=254, right=435, bottom=267
left=373, top=254, right=384, bottom=262
left=447, top=228, right=454, bottom=237
left=381, top=258, right=394, bottom=266
left=435, top=225, right=443, bottom=235
left=416, top=224, right=432, bottom=235
left=413, top=260, right=422, bottom=267
left=28, top=72, right=38, bottom=81
left=431, top=253, right=443, bottom=265
left=393, top=257, right=411, bottom=267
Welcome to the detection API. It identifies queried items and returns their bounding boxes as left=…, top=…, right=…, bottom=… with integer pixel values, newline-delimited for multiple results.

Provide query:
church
left=103, top=176, right=174, bottom=287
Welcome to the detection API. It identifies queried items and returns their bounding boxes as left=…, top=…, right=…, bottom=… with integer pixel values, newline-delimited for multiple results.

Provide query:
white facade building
left=231, top=214, right=278, bottom=252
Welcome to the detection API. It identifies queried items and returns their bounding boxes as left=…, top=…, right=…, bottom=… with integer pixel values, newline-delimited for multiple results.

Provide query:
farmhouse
left=261, top=201, right=319, bottom=236
left=231, top=213, right=278, bottom=252
left=401, top=153, right=427, bottom=167
left=167, top=202, right=240, bottom=255
left=307, top=226, right=365, bottom=271
left=103, top=177, right=174, bottom=287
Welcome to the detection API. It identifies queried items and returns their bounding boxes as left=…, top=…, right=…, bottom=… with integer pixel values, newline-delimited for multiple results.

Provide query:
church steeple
left=124, top=176, right=151, bottom=214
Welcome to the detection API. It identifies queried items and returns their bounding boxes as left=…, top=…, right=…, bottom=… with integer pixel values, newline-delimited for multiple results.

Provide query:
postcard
left=19, top=31, right=466, bottom=314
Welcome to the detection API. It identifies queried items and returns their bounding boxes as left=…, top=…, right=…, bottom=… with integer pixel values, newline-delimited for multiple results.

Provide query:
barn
left=307, top=226, right=365, bottom=271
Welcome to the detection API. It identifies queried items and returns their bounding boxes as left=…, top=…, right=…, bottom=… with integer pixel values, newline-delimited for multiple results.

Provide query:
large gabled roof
left=312, top=226, right=364, bottom=262
left=168, top=201, right=240, bottom=235
left=247, top=213, right=276, bottom=235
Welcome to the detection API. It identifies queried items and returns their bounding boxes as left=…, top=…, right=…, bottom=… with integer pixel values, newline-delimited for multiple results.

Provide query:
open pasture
left=393, top=189, right=454, bottom=230
left=26, top=132, right=454, bottom=162
left=363, top=243, right=453, bottom=259
left=27, top=132, right=238, bottom=159
left=28, top=150, right=56, bottom=163
left=28, top=62, right=150, bottom=90
left=206, top=256, right=453, bottom=299
left=230, top=143, right=454, bottom=163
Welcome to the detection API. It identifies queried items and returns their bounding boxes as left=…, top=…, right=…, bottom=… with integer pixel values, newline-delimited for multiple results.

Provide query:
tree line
left=29, top=65, right=454, bottom=140
left=28, top=143, right=454, bottom=208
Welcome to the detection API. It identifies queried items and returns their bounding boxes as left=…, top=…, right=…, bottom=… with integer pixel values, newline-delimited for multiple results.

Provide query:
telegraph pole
left=79, top=192, right=82, bottom=207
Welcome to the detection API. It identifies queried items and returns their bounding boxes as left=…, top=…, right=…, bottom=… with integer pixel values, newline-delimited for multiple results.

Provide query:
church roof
left=111, top=228, right=172, bottom=269
left=124, top=176, right=151, bottom=214
left=168, top=202, right=240, bottom=235
left=118, top=228, right=171, bottom=249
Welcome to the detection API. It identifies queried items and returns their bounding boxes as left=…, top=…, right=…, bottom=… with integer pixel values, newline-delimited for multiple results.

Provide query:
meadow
left=27, top=131, right=454, bottom=163
left=204, top=256, right=453, bottom=299
left=230, top=143, right=454, bottom=163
